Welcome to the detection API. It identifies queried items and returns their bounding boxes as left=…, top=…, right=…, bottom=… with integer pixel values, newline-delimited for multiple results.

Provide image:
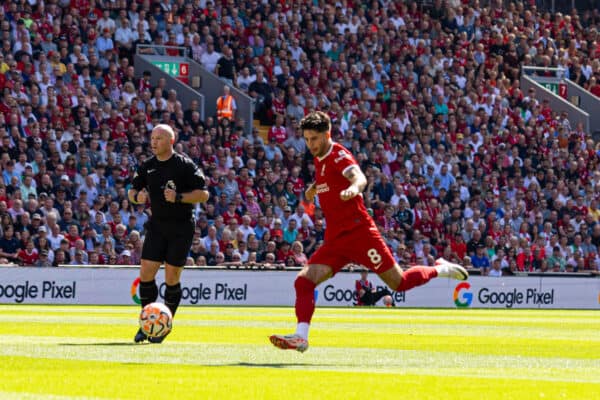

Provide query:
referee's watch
left=175, top=193, right=183, bottom=203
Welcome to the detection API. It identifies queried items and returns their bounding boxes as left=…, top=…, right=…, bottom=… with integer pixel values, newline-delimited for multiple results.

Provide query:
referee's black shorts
left=141, top=218, right=195, bottom=267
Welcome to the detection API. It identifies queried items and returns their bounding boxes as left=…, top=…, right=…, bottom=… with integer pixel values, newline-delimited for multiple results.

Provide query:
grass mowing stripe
left=2, top=323, right=599, bottom=359
left=4, top=308, right=599, bottom=335
left=3, top=318, right=600, bottom=352
left=2, top=331, right=599, bottom=361
left=0, top=334, right=598, bottom=383
left=1, top=355, right=599, bottom=400
left=5, top=313, right=600, bottom=338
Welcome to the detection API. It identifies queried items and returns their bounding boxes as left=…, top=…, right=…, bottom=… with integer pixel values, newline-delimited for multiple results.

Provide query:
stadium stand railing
left=134, top=45, right=255, bottom=136
left=521, top=66, right=591, bottom=133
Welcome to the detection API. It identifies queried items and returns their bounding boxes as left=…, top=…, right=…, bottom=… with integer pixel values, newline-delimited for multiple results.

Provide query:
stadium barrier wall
left=0, top=267, right=598, bottom=309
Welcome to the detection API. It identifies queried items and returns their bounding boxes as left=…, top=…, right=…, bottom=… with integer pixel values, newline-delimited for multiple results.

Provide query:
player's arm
left=305, top=182, right=317, bottom=202
left=340, top=164, right=367, bottom=201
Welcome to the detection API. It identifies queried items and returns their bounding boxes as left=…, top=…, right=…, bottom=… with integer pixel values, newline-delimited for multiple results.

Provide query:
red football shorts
left=308, top=223, right=396, bottom=274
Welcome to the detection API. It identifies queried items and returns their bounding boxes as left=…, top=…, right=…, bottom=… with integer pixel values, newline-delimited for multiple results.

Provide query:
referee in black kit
left=128, top=124, right=209, bottom=343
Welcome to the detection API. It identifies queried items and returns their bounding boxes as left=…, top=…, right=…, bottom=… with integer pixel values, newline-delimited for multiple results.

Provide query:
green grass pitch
left=0, top=305, right=598, bottom=400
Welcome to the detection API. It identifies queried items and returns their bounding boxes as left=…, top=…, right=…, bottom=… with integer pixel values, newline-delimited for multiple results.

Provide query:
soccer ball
left=139, top=302, right=173, bottom=338
left=383, top=295, right=394, bottom=307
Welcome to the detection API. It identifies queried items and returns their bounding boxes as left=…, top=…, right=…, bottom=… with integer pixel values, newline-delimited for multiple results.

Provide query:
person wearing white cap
left=119, top=249, right=133, bottom=265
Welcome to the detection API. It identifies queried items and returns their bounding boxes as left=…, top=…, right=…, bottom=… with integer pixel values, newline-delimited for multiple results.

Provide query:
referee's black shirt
left=131, top=153, right=205, bottom=221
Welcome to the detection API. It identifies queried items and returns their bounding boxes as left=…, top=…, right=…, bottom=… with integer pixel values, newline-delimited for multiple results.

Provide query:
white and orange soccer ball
left=139, top=302, right=173, bottom=338
left=383, top=295, right=394, bottom=307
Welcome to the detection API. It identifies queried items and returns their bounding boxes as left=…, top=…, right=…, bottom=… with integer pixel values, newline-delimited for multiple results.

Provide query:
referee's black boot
left=134, top=328, right=147, bottom=343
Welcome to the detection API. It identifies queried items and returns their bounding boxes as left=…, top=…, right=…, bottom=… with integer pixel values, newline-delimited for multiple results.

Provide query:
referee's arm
left=129, top=167, right=147, bottom=205
left=129, top=187, right=149, bottom=203
left=174, top=189, right=210, bottom=204
left=168, top=162, right=209, bottom=204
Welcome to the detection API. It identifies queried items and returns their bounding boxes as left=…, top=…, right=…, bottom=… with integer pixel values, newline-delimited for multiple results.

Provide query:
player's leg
left=161, top=219, right=193, bottom=317
left=271, top=235, right=351, bottom=351
left=350, top=224, right=466, bottom=292
left=146, top=221, right=193, bottom=344
left=138, top=225, right=168, bottom=307
left=295, top=263, right=332, bottom=335
left=134, top=259, right=162, bottom=343
left=269, top=263, right=333, bottom=352
left=135, top=224, right=168, bottom=343
left=377, top=264, right=434, bottom=292
left=163, top=264, right=184, bottom=317
left=378, top=260, right=468, bottom=293
left=139, top=259, right=162, bottom=306
left=146, top=264, right=183, bottom=344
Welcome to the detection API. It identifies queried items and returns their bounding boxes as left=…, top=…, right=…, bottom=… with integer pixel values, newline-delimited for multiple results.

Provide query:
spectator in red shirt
left=516, top=247, right=535, bottom=272
left=275, top=241, right=293, bottom=263
left=268, top=115, right=288, bottom=145
left=270, top=218, right=284, bottom=241
left=17, top=240, right=39, bottom=266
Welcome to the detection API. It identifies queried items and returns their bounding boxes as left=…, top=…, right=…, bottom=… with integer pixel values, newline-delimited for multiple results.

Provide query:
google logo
left=130, top=277, right=141, bottom=304
left=454, top=282, right=473, bottom=308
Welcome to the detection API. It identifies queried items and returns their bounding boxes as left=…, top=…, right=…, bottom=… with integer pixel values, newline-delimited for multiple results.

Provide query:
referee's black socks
left=164, top=283, right=182, bottom=317
left=139, top=279, right=159, bottom=308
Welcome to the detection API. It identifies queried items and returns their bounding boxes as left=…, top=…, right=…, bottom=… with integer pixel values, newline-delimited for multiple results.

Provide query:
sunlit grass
left=0, top=306, right=598, bottom=400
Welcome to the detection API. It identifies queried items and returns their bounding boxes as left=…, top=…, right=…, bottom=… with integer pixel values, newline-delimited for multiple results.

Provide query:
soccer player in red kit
left=269, top=111, right=468, bottom=352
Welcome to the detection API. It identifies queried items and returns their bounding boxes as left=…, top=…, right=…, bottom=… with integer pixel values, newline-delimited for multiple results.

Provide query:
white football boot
left=434, top=258, right=469, bottom=280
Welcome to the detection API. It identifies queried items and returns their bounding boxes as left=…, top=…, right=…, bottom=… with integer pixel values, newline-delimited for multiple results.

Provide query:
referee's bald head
left=153, top=124, right=176, bottom=144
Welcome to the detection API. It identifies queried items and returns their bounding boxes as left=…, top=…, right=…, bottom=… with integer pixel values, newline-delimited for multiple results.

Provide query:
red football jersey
left=268, top=126, right=287, bottom=144
left=18, top=249, right=39, bottom=266
left=313, top=142, right=371, bottom=239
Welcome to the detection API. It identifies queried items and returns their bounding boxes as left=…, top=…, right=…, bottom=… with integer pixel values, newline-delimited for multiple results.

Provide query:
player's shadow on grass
left=60, top=342, right=142, bottom=346
left=230, top=362, right=335, bottom=368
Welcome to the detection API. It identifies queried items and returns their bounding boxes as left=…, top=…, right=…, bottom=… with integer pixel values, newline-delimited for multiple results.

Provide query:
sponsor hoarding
left=0, top=267, right=598, bottom=309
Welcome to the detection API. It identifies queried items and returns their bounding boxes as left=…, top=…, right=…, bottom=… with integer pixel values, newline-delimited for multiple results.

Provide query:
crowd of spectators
left=1, top=0, right=600, bottom=276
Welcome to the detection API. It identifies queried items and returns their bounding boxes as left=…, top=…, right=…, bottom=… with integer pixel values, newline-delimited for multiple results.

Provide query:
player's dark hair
left=299, top=111, right=331, bottom=134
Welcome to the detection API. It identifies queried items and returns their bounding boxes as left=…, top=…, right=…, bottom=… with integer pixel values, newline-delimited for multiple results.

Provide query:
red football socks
left=295, top=276, right=316, bottom=323
left=396, top=266, right=438, bottom=292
